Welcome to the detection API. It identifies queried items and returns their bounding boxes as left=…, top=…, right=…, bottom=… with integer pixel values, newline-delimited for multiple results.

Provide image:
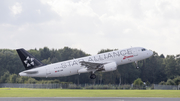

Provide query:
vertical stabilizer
left=16, top=48, right=44, bottom=70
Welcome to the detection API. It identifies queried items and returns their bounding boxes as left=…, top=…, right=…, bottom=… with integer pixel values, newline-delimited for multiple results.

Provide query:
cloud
left=10, top=2, right=22, bottom=15
left=0, top=0, right=180, bottom=56
left=0, top=0, right=59, bottom=25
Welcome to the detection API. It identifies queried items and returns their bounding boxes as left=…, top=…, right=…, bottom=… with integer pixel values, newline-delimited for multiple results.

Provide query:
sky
left=0, top=0, right=180, bottom=56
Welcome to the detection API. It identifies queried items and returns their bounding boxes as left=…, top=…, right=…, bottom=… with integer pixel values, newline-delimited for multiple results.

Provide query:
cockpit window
left=142, top=48, right=146, bottom=51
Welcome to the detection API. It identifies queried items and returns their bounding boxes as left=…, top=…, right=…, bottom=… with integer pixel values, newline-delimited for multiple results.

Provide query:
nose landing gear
left=135, top=61, right=139, bottom=69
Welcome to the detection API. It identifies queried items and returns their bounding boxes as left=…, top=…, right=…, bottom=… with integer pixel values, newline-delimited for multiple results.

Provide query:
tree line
left=0, top=47, right=180, bottom=85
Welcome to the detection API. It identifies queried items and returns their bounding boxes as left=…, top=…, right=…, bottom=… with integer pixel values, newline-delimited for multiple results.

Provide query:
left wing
left=79, top=61, right=106, bottom=70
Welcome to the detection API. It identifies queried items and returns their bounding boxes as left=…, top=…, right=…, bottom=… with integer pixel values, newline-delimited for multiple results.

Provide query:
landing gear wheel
left=90, top=74, right=96, bottom=79
left=135, top=61, right=139, bottom=69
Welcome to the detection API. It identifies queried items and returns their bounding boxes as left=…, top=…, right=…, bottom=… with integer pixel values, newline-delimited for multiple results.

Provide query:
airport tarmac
left=0, top=97, right=180, bottom=101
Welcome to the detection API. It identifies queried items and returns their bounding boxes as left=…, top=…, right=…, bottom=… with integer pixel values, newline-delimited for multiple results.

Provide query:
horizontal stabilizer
left=24, top=71, right=38, bottom=74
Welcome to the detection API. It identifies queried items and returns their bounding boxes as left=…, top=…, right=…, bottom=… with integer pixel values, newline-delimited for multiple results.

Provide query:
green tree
left=164, top=55, right=178, bottom=79
left=133, top=78, right=143, bottom=86
left=9, top=74, right=18, bottom=83
left=173, top=76, right=180, bottom=85
left=41, top=58, right=51, bottom=64
left=159, top=81, right=166, bottom=85
left=16, top=76, right=24, bottom=83
left=166, top=79, right=175, bottom=85
left=53, top=79, right=60, bottom=83
left=140, top=52, right=166, bottom=84
left=26, top=78, right=37, bottom=84
left=39, top=47, right=51, bottom=60
left=0, top=71, right=10, bottom=83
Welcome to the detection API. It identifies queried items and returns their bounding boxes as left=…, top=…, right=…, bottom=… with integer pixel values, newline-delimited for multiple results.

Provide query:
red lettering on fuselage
left=123, top=55, right=134, bottom=60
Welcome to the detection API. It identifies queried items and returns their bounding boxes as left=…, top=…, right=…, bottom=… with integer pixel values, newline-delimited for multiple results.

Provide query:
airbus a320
left=17, top=47, right=153, bottom=79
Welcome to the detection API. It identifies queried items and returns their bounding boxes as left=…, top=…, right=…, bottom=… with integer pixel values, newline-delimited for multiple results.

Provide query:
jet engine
left=102, top=62, right=117, bottom=72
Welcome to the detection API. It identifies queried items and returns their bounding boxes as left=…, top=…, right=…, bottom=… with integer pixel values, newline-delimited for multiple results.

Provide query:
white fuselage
left=19, top=47, right=153, bottom=77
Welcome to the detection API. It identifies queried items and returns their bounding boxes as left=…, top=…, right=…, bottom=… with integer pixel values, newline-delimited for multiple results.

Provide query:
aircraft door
left=46, top=66, right=51, bottom=77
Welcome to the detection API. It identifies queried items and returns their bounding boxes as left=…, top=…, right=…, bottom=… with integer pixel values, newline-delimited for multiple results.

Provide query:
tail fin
left=16, top=48, right=44, bottom=70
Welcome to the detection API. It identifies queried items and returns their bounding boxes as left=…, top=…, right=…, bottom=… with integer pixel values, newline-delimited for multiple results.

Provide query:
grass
left=0, top=88, right=180, bottom=97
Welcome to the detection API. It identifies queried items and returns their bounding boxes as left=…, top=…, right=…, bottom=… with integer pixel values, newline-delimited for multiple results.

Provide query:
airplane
left=16, top=47, right=153, bottom=79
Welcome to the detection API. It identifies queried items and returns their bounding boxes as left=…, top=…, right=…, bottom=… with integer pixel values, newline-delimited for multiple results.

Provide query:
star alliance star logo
left=24, top=56, right=34, bottom=67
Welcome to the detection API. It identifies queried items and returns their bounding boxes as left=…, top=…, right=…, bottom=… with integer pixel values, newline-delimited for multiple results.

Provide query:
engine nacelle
left=102, top=62, right=117, bottom=72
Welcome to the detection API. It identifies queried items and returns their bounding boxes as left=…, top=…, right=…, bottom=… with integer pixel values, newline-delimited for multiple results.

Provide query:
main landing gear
left=90, top=73, right=96, bottom=79
left=90, top=74, right=96, bottom=79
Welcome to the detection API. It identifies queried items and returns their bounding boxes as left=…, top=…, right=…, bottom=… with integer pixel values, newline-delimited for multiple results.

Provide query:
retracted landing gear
left=135, top=61, right=139, bottom=69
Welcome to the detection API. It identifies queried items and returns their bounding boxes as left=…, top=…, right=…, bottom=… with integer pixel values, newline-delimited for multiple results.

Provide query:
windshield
left=141, top=48, right=146, bottom=51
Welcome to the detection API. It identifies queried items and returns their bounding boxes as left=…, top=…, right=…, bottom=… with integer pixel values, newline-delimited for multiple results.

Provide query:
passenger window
left=142, top=48, right=146, bottom=51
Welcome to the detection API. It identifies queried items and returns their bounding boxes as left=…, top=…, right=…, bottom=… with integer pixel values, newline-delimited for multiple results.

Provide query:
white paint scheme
left=19, top=47, right=153, bottom=78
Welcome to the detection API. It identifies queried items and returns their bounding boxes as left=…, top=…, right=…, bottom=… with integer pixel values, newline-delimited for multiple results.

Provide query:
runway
left=0, top=97, right=180, bottom=101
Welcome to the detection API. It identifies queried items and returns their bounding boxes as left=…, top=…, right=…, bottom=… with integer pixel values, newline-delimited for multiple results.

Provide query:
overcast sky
left=0, top=0, right=180, bottom=56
